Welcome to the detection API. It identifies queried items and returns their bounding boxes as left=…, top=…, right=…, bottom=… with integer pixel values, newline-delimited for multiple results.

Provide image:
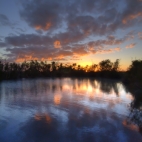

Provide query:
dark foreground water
left=0, top=78, right=142, bottom=142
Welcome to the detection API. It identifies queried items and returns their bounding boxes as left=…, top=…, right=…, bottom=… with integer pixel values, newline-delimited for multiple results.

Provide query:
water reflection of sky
left=0, top=78, right=142, bottom=142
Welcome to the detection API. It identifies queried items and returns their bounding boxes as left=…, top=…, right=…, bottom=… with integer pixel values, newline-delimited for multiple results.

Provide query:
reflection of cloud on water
left=1, top=78, right=133, bottom=119
left=54, top=94, right=62, bottom=105
left=48, top=106, right=68, bottom=124
left=1, top=78, right=142, bottom=142
left=20, top=114, right=61, bottom=142
left=34, top=114, right=51, bottom=123
left=123, top=120, right=139, bottom=132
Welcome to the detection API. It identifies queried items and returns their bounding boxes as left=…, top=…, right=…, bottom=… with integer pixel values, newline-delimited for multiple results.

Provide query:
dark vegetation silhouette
left=0, top=59, right=142, bottom=91
left=0, top=59, right=142, bottom=88
left=123, top=60, right=142, bottom=88
left=0, top=59, right=122, bottom=80
left=122, top=60, right=142, bottom=134
left=123, top=60, right=142, bottom=103
left=125, top=89, right=142, bottom=134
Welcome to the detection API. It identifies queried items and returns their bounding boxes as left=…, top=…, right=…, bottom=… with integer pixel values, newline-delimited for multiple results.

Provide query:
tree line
left=0, top=59, right=142, bottom=85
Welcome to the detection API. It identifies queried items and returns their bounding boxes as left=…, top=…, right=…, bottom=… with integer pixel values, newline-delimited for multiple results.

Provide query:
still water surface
left=0, top=78, right=142, bottom=142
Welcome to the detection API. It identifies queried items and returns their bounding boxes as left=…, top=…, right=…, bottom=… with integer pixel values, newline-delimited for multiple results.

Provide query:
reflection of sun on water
left=62, top=84, right=71, bottom=90
left=87, top=86, right=93, bottom=92
left=95, top=88, right=100, bottom=94
left=81, top=85, right=87, bottom=91
left=51, top=79, right=133, bottom=112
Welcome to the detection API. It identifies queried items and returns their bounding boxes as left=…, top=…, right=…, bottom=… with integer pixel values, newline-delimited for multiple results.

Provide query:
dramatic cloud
left=2, top=33, right=124, bottom=62
left=20, top=0, right=64, bottom=31
left=121, top=0, right=142, bottom=25
left=138, top=32, right=142, bottom=40
left=96, top=47, right=121, bottom=54
left=0, top=0, right=142, bottom=62
left=19, top=0, right=142, bottom=33
left=54, top=40, right=61, bottom=48
left=87, top=36, right=124, bottom=48
left=4, top=34, right=53, bottom=47
left=126, top=43, right=136, bottom=49
left=122, top=12, right=142, bottom=24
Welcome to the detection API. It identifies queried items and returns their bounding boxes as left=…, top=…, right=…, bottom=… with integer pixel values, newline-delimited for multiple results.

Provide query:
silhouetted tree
left=124, top=60, right=142, bottom=88
left=128, top=60, right=142, bottom=82
left=112, top=59, right=120, bottom=71
left=99, top=59, right=113, bottom=71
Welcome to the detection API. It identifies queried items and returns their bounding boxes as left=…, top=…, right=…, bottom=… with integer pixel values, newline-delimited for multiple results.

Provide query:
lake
left=0, top=78, right=142, bottom=142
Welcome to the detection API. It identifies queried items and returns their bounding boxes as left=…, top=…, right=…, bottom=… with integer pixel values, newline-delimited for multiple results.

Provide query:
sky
left=0, top=0, right=142, bottom=70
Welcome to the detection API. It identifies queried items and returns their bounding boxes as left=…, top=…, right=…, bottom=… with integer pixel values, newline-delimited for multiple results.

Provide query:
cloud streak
left=126, top=43, right=136, bottom=49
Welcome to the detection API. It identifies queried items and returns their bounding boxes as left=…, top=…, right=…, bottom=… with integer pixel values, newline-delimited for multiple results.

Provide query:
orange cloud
left=35, top=23, right=51, bottom=30
left=15, top=55, right=38, bottom=62
left=35, top=25, right=42, bottom=30
left=54, top=40, right=61, bottom=48
left=17, top=57, right=53, bottom=62
left=138, top=32, right=142, bottom=39
left=47, top=57, right=52, bottom=61
left=55, top=55, right=64, bottom=60
left=72, top=46, right=88, bottom=56
left=96, top=47, right=121, bottom=54
left=126, top=43, right=136, bottom=48
left=122, top=12, right=142, bottom=24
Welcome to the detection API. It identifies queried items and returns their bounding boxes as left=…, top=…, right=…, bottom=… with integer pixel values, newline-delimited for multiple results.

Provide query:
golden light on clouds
left=35, top=23, right=51, bottom=30
left=54, top=40, right=61, bottom=48
left=138, top=32, right=142, bottom=39
left=56, top=55, right=64, bottom=60
left=126, top=43, right=136, bottom=48
left=0, top=0, right=142, bottom=72
left=15, top=55, right=54, bottom=63
left=47, top=57, right=52, bottom=61
left=122, top=12, right=142, bottom=24
left=96, top=47, right=121, bottom=54
left=45, top=23, right=51, bottom=30
left=16, top=55, right=38, bottom=63
left=35, top=25, right=42, bottom=30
